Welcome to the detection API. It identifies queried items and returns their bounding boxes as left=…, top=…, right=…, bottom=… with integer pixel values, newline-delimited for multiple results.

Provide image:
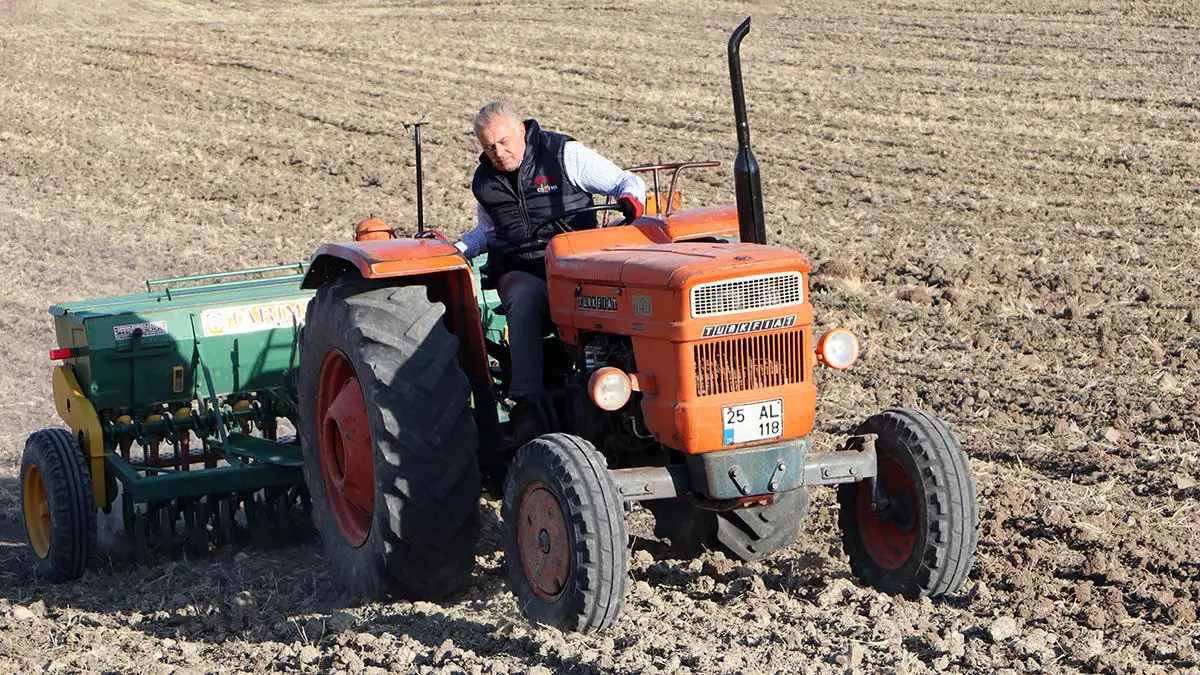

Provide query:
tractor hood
left=546, top=239, right=811, bottom=291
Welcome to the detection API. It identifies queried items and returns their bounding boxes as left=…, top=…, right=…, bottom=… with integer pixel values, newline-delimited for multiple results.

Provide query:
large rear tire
left=837, top=408, right=978, bottom=598
left=502, top=434, right=629, bottom=633
left=648, top=487, right=809, bottom=562
left=299, top=280, right=481, bottom=600
left=20, top=429, right=97, bottom=581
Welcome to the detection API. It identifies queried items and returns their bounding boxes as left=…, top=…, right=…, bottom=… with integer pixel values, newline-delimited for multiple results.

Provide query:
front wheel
left=502, top=434, right=629, bottom=633
left=837, top=408, right=979, bottom=598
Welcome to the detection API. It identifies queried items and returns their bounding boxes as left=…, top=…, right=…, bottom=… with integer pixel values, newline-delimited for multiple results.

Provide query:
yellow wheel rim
left=23, top=464, right=51, bottom=559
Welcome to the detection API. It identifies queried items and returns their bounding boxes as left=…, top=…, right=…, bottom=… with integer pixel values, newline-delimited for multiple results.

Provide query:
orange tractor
left=296, top=18, right=978, bottom=632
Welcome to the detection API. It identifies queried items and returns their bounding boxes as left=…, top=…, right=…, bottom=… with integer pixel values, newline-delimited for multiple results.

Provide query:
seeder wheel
left=21, top=429, right=98, bottom=581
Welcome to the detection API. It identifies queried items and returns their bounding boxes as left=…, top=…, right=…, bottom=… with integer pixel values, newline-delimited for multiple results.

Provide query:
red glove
left=618, top=193, right=644, bottom=223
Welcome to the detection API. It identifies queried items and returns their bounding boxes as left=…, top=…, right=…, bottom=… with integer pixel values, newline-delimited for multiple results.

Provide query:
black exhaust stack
left=728, top=17, right=766, bottom=245
left=403, top=119, right=428, bottom=235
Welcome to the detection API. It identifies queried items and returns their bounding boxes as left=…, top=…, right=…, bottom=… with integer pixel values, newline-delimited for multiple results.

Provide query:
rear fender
left=301, top=240, right=490, bottom=383
left=301, top=239, right=466, bottom=289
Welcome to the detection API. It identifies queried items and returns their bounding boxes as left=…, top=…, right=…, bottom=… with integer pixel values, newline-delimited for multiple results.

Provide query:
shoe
left=510, top=394, right=558, bottom=445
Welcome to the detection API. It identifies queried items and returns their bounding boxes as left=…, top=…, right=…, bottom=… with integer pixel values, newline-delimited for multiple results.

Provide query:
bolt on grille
left=690, top=272, right=803, bottom=318
left=694, top=328, right=804, bottom=396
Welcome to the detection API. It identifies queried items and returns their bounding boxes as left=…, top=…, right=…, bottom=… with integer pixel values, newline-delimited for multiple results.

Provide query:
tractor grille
left=694, top=328, right=804, bottom=396
left=690, top=272, right=803, bottom=318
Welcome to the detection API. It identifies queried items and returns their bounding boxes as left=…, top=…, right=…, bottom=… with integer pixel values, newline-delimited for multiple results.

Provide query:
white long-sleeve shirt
left=455, top=141, right=646, bottom=258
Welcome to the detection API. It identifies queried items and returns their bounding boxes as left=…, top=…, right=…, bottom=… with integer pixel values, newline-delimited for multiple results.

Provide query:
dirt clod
left=298, top=644, right=321, bottom=665
left=988, top=617, right=1019, bottom=643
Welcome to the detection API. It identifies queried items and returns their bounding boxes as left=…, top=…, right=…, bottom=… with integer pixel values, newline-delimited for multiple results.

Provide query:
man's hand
left=414, top=229, right=450, bottom=243
left=618, top=193, right=644, bottom=223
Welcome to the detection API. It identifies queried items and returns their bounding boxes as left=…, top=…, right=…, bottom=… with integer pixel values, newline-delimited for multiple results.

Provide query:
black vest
left=472, top=119, right=594, bottom=280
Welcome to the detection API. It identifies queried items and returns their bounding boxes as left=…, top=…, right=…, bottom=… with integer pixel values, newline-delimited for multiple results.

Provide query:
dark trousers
left=497, top=271, right=550, bottom=398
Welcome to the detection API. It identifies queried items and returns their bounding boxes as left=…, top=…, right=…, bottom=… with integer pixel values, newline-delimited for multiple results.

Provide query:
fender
left=659, top=205, right=740, bottom=242
left=301, top=239, right=467, bottom=288
left=52, top=366, right=107, bottom=508
left=301, top=239, right=491, bottom=386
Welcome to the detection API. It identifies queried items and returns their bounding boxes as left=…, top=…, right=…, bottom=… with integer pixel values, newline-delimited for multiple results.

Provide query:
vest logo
left=533, top=175, right=559, bottom=194
left=701, top=315, right=797, bottom=338
left=578, top=295, right=618, bottom=312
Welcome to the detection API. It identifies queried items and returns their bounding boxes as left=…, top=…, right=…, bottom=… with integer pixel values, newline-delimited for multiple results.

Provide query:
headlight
left=816, top=328, right=860, bottom=370
left=588, top=367, right=633, bottom=411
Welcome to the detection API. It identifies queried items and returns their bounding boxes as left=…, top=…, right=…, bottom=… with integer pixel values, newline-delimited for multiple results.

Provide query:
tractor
left=20, top=18, right=977, bottom=633
left=293, top=18, right=979, bottom=631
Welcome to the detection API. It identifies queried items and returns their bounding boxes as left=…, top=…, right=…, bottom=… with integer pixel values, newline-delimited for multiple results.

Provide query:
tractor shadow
left=0, top=475, right=33, bottom=571
left=0, top=482, right=848, bottom=674
left=0, top=491, right=623, bottom=673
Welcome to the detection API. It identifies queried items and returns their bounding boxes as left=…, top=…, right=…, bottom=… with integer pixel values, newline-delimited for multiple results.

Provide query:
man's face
left=476, top=115, right=526, bottom=173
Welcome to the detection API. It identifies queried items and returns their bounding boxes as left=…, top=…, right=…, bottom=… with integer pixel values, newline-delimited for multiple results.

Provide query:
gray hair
left=474, top=101, right=522, bottom=133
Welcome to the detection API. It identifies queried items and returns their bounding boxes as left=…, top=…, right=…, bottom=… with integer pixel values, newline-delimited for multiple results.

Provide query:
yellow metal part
left=23, top=463, right=51, bottom=559
left=51, top=366, right=107, bottom=508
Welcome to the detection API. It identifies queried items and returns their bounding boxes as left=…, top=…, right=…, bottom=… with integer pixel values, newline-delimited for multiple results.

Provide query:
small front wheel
left=502, top=434, right=629, bottom=633
left=20, top=429, right=97, bottom=581
left=838, top=408, right=979, bottom=598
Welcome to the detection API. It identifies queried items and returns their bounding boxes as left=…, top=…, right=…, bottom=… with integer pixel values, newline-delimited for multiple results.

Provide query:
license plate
left=722, top=398, right=783, bottom=445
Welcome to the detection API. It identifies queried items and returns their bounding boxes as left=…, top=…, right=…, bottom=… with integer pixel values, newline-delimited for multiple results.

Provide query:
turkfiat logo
left=577, top=295, right=618, bottom=312
left=701, top=315, right=796, bottom=338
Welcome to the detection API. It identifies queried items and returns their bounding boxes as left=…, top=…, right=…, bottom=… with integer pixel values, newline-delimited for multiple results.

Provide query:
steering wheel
left=545, top=203, right=628, bottom=234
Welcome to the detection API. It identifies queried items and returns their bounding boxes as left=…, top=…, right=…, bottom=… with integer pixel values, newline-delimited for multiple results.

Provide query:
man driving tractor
left=455, top=101, right=646, bottom=442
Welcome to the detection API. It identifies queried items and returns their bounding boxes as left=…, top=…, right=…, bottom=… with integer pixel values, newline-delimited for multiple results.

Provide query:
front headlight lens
left=588, top=367, right=633, bottom=411
left=817, top=328, right=860, bottom=370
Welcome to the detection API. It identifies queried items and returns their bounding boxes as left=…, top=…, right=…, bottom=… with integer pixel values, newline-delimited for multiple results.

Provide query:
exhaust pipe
left=403, top=119, right=428, bottom=235
left=728, top=17, right=766, bottom=246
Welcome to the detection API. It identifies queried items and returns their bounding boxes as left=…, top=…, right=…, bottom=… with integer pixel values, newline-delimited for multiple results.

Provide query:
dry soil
left=0, top=0, right=1197, bottom=673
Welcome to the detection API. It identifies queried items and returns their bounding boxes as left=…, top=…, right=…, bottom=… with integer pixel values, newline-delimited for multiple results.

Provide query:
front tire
left=502, top=434, right=629, bottom=632
left=837, top=408, right=978, bottom=598
left=20, top=429, right=97, bottom=581
left=299, top=280, right=481, bottom=600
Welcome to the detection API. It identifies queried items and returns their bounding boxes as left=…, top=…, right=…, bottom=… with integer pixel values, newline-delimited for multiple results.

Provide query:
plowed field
left=1, top=0, right=1197, bottom=672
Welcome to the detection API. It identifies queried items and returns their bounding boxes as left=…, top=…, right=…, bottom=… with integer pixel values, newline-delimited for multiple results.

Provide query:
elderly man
left=454, top=101, right=646, bottom=442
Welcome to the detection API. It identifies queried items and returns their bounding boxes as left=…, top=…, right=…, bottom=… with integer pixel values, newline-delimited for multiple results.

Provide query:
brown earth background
left=1, top=0, right=1198, bottom=672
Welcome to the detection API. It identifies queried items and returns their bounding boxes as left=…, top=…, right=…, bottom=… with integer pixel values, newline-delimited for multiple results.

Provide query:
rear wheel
left=20, top=429, right=97, bottom=581
left=299, top=280, right=481, bottom=600
left=837, top=408, right=978, bottom=598
left=502, top=434, right=628, bottom=632
left=648, top=487, right=809, bottom=562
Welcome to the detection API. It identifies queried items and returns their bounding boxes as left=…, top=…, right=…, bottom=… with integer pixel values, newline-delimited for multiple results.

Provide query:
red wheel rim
left=857, top=453, right=918, bottom=570
left=315, top=349, right=374, bottom=547
left=516, top=482, right=571, bottom=601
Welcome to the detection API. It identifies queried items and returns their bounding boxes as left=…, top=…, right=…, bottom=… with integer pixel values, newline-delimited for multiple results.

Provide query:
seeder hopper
left=24, top=265, right=314, bottom=573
